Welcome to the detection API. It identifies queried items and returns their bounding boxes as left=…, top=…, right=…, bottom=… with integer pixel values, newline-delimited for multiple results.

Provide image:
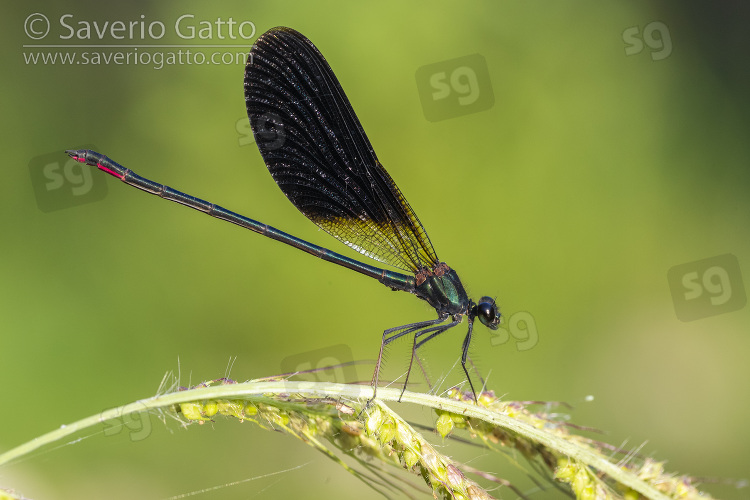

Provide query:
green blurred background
left=2, top=1, right=749, bottom=498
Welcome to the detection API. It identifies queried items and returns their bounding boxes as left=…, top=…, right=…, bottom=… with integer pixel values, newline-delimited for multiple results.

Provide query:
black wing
left=244, top=27, right=438, bottom=273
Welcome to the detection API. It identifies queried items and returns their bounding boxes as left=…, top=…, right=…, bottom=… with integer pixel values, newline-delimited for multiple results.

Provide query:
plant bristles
left=0, top=377, right=720, bottom=500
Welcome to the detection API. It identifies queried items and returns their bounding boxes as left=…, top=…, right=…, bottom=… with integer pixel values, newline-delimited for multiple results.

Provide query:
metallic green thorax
left=415, top=266, right=471, bottom=316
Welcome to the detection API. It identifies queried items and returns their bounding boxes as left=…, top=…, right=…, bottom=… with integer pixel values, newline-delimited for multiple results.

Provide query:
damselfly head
left=475, top=296, right=500, bottom=330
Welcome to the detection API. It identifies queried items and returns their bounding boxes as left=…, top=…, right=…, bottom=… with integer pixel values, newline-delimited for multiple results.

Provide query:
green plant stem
left=0, top=381, right=669, bottom=500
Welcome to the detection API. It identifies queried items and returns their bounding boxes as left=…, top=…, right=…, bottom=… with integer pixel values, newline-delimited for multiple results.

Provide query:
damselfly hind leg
left=401, top=317, right=464, bottom=400
left=367, top=315, right=448, bottom=407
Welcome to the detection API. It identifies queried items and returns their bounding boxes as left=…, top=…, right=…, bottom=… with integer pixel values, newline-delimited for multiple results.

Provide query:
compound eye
left=476, top=296, right=500, bottom=330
